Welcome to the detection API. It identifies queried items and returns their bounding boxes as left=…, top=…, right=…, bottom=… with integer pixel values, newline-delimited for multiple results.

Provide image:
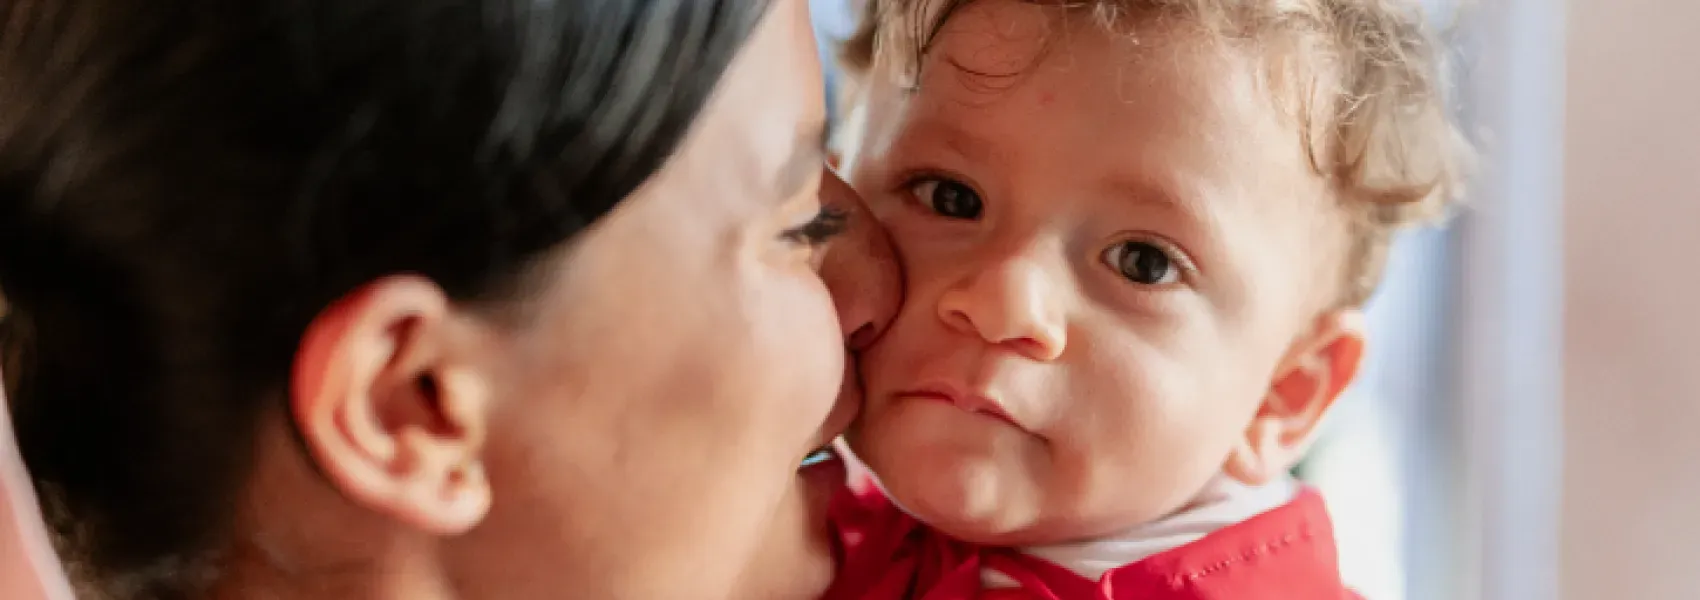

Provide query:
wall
left=1561, top=0, right=1700, bottom=598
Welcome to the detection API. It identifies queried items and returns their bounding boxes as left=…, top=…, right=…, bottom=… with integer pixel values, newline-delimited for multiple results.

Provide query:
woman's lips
left=815, top=358, right=864, bottom=448
left=800, top=354, right=864, bottom=468
left=811, top=397, right=858, bottom=455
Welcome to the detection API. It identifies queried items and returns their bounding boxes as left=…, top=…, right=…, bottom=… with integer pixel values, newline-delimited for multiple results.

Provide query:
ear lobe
left=1224, top=309, right=1366, bottom=486
left=291, top=276, right=494, bottom=536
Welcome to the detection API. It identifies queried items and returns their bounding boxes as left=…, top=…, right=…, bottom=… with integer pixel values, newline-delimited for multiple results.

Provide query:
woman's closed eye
left=781, top=205, right=849, bottom=248
left=906, top=176, right=983, bottom=220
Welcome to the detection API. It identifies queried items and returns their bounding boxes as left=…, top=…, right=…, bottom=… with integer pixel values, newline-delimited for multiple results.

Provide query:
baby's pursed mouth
left=896, top=386, right=1022, bottom=429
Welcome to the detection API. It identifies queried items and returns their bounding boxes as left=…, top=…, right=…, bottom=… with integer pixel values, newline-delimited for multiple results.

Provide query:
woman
left=0, top=0, right=896, bottom=598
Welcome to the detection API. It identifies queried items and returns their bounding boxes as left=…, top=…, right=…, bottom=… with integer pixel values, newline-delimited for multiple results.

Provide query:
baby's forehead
left=879, top=2, right=1226, bottom=77
left=914, top=5, right=1303, bottom=134
left=902, top=22, right=1313, bottom=185
left=870, top=1, right=1336, bottom=139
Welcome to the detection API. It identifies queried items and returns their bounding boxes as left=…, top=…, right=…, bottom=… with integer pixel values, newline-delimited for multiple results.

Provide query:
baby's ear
left=1224, top=309, right=1366, bottom=486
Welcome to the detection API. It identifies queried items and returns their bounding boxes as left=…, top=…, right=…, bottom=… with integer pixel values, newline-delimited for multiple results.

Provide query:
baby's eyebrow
left=900, top=117, right=995, bottom=165
left=1105, top=175, right=1190, bottom=213
left=1101, top=171, right=1225, bottom=232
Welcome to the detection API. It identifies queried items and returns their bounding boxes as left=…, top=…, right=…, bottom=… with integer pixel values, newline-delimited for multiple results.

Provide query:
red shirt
left=823, top=483, right=1360, bottom=600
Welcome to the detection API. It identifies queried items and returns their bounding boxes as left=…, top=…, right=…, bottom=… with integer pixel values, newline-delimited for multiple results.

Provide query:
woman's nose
left=817, top=169, right=900, bottom=351
left=935, top=251, right=1067, bottom=362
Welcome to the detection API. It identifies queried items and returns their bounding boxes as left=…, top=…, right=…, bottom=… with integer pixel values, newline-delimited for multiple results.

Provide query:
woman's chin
left=729, top=452, right=846, bottom=600
left=735, top=356, right=861, bottom=598
left=800, top=367, right=858, bottom=506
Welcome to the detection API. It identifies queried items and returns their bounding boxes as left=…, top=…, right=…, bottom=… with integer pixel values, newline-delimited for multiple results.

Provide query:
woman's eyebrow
left=775, top=121, right=830, bottom=200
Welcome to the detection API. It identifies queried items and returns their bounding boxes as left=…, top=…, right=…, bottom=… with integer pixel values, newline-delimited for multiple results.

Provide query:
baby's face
left=843, top=1, right=1353, bottom=544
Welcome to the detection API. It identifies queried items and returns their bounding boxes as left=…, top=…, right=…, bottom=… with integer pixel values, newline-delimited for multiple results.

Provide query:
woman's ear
left=291, top=276, right=494, bottom=535
left=1224, top=309, right=1366, bottom=486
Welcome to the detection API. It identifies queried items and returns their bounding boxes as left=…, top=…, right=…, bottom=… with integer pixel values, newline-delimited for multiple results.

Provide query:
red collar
left=826, top=483, right=1357, bottom=600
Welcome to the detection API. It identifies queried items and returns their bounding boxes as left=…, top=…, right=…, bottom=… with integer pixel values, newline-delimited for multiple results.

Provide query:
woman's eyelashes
left=906, top=175, right=983, bottom=219
left=781, top=205, right=849, bottom=248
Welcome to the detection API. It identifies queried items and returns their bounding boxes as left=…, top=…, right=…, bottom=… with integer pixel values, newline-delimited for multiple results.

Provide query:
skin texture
left=843, top=0, right=1367, bottom=546
left=197, top=2, right=900, bottom=599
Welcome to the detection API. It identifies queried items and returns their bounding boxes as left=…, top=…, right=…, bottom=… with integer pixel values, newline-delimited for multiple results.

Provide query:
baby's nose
left=936, top=252, right=1068, bottom=362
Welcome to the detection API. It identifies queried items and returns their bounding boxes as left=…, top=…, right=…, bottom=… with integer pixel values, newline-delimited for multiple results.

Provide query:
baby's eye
left=1103, top=240, right=1180, bottom=286
left=908, top=177, right=983, bottom=220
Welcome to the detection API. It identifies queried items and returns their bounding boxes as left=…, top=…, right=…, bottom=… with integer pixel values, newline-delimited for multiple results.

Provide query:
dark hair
left=0, top=0, right=771, bottom=596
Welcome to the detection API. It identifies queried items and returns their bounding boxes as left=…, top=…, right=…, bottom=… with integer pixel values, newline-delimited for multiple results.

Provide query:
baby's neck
left=985, top=475, right=1299, bottom=587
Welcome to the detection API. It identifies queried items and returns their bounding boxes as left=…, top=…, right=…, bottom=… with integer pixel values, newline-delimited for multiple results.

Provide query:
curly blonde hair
left=839, top=0, right=1471, bottom=306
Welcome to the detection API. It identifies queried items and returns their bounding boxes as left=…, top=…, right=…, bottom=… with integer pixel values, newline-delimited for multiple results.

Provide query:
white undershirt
left=983, top=476, right=1299, bottom=588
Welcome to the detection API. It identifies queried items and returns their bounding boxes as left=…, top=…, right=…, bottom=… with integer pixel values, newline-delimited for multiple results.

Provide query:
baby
left=817, top=0, right=1470, bottom=598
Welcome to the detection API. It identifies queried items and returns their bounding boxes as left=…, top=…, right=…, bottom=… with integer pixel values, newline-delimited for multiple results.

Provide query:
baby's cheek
left=1053, top=361, right=1223, bottom=508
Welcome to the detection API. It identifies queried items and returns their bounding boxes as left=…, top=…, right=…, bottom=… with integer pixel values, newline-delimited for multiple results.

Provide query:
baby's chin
left=868, top=450, right=1207, bottom=547
left=848, top=417, right=1184, bottom=546
left=849, top=430, right=1053, bottom=545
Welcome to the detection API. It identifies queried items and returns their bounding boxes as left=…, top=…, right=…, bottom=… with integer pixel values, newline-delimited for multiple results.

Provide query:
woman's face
left=444, top=2, right=893, bottom=598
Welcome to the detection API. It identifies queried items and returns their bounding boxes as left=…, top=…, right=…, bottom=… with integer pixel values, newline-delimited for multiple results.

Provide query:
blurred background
left=813, top=0, right=1698, bottom=599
